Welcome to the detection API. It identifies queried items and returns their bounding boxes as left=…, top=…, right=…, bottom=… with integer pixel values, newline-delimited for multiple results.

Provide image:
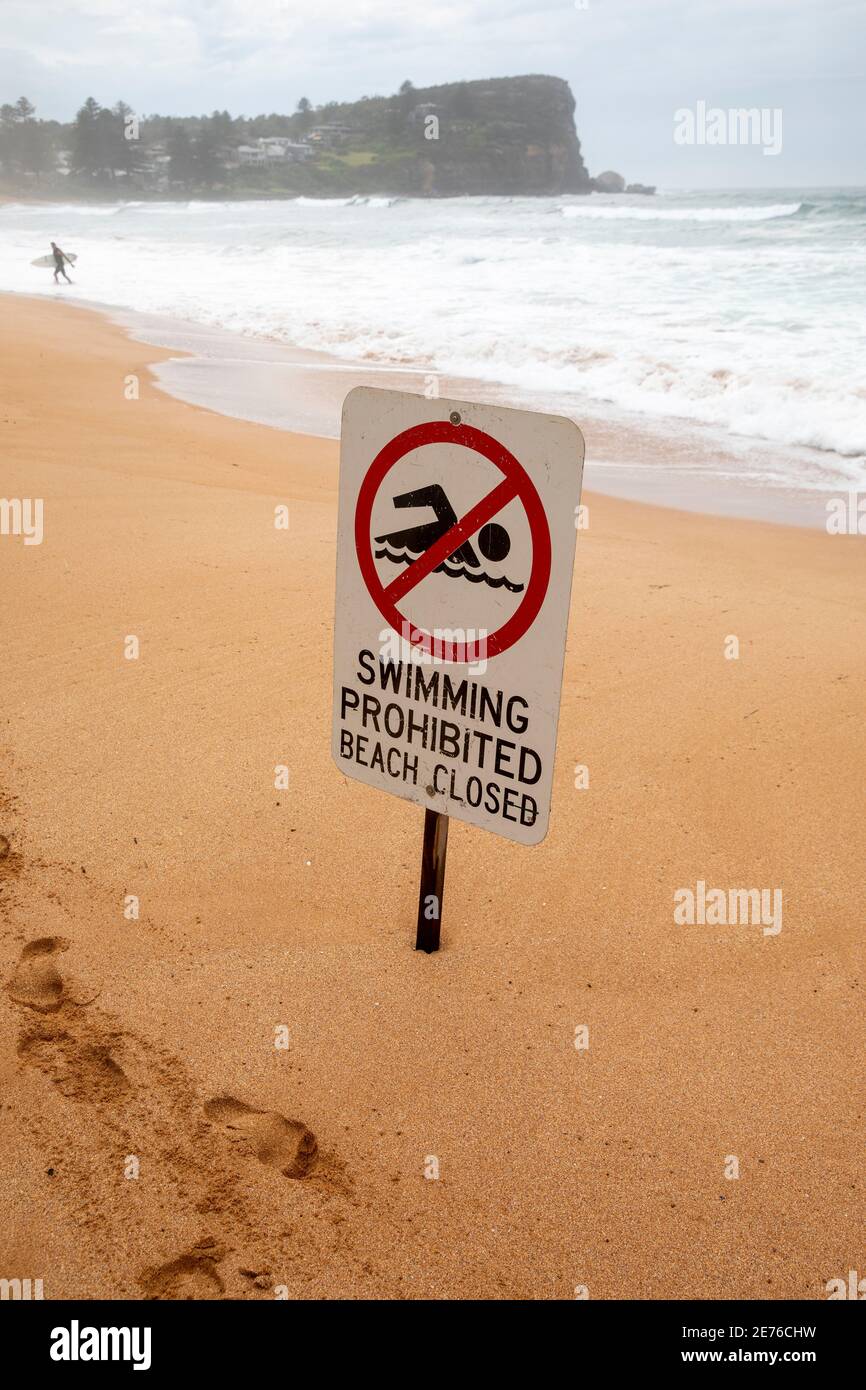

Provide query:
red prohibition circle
left=354, top=419, right=551, bottom=664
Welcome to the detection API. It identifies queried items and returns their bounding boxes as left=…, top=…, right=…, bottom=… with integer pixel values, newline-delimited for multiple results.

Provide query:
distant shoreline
left=0, top=188, right=610, bottom=204
left=3, top=184, right=862, bottom=206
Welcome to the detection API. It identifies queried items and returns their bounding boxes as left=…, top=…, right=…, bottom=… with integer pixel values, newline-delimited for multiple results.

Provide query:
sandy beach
left=1, top=294, right=863, bottom=1300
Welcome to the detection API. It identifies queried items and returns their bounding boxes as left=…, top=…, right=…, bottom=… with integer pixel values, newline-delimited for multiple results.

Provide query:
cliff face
left=305, top=75, right=591, bottom=197
left=409, top=75, right=591, bottom=195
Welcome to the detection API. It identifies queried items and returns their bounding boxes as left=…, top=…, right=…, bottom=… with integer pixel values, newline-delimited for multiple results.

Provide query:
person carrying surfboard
left=50, top=242, right=72, bottom=284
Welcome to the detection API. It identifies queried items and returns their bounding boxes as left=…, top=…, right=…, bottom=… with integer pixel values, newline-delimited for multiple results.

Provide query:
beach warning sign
left=332, top=387, right=584, bottom=846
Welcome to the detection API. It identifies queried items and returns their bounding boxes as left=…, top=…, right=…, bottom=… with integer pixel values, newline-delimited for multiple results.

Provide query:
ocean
left=2, top=187, right=864, bottom=513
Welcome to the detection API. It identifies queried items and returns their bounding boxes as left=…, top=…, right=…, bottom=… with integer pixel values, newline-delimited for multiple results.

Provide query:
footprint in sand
left=18, top=1025, right=130, bottom=1102
left=204, top=1096, right=317, bottom=1179
left=140, top=1250, right=225, bottom=1300
left=6, top=937, right=70, bottom=1013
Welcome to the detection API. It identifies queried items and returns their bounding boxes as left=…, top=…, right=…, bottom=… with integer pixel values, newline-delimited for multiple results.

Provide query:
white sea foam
left=1, top=189, right=863, bottom=479
left=558, top=201, right=802, bottom=222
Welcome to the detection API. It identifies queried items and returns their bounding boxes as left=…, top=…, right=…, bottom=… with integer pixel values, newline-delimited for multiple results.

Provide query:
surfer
left=50, top=242, right=72, bottom=284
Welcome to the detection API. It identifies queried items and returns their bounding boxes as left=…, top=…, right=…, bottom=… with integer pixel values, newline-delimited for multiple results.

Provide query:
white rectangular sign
left=332, top=387, right=584, bottom=845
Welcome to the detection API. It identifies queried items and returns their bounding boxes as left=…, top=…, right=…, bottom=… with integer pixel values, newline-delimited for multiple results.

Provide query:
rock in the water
left=592, top=170, right=626, bottom=193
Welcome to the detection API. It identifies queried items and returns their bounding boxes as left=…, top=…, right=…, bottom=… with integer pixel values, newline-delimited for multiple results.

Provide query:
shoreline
left=107, top=300, right=854, bottom=530
left=2, top=288, right=854, bottom=530
left=1, top=293, right=863, bottom=1300
left=3, top=183, right=863, bottom=203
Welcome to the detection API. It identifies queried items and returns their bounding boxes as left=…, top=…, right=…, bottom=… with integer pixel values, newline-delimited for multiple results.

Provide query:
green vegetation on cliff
left=0, top=75, right=591, bottom=199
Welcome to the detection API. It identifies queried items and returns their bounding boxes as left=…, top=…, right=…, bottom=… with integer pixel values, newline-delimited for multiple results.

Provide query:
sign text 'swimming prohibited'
left=332, top=387, right=584, bottom=845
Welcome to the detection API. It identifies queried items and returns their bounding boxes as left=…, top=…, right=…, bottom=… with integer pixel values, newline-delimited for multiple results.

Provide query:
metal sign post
left=415, top=809, right=449, bottom=953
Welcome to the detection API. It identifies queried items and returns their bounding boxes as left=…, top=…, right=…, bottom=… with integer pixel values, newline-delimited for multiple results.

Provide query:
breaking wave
left=558, top=202, right=803, bottom=222
left=1, top=187, right=863, bottom=470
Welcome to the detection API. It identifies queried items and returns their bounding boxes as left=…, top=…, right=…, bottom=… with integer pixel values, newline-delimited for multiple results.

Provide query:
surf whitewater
left=2, top=187, right=864, bottom=472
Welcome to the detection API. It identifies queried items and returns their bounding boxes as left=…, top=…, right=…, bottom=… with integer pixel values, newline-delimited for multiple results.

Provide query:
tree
left=18, top=118, right=51, bottom=178
left=450, top=83, right=477, bottom=120
left=0, top=103, right=23, bottom=173
left=94, top=106, right=122, bottom=182
left=111, top=100, right=145, bottom=179
left=208, top=109, right=234, bottom=143
left=71, top=97, right=104, bottom=180
left=0, top=96, right=51, bottom=180
left=386, top=79, right=417, bottom=138
left=69, top=97, right=134, bottom=184
left=295, top=96, right=312, bottom=136
left=165, top=122, right=196, bottom=186
left=193, top=127, right=221, bottom=187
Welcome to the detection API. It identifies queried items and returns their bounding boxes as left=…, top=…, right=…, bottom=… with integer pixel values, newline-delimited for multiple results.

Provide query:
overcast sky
left=0, top=0, right=862, bottom=187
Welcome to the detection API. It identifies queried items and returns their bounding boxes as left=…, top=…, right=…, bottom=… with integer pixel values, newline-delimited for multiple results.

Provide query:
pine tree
left=296, top=97, right=312, bottom=136
left=111, top=101, right=145, bottom=179
left=166, top=122, right=196, bottom=186
left=193, top=127, right=221, bottom=188
left=0, top=97, right=51, bottom=180
left=71, top=97, right=104, bottom=180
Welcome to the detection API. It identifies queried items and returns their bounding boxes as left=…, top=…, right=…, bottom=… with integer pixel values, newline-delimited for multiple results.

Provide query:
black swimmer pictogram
left=374, top=485, right=525, bottom=593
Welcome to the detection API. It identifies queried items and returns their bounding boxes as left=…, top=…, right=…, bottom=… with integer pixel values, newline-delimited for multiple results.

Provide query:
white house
left=258, top=137, right=313, bottom=162
left=236, top=144, right=267, bottom=166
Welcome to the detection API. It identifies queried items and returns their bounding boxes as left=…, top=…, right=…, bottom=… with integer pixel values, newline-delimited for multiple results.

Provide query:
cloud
left=0, top=0, right=862, bottom=183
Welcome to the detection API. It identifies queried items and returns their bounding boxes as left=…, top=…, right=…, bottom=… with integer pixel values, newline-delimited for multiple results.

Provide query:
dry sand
left=0, top=295, right=863, bottom=1300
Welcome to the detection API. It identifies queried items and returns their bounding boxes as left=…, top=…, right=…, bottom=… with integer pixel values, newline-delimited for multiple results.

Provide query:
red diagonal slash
left=383, top=475, right=519, bottom=605
left=354, top=418, right=551, bottom=664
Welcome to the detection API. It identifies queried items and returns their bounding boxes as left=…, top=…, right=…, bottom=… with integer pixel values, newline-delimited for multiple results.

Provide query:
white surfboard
left=31, top=252, right=78, bottom=268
